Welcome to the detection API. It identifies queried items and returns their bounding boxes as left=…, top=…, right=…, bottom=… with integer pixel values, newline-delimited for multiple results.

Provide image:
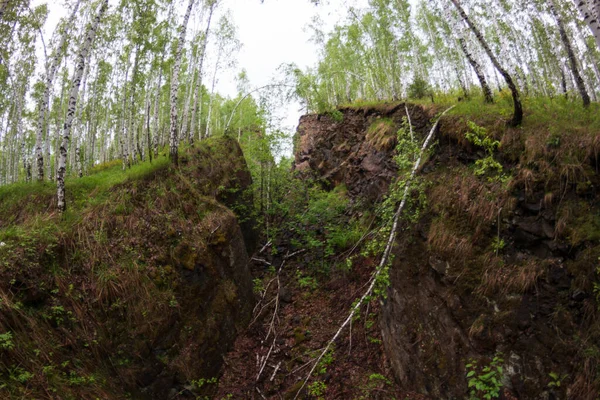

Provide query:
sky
left=33, top=0, right=368, bottom=134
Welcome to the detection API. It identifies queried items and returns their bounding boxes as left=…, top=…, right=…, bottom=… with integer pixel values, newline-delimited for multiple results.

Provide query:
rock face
left=294, top=103, right=432, bottom=201
left=0, top=137, right=255, bottom=399
left=294, top=104, right=600, bottom=399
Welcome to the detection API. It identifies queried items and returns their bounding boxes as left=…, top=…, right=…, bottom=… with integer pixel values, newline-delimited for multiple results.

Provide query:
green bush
left=466, top=353, right=504, bottom=400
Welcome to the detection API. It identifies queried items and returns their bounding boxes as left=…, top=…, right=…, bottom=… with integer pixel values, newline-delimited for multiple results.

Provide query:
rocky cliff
left=0, top=137, right=255, bottom=399
left=293, top=102, right=600, bottom=399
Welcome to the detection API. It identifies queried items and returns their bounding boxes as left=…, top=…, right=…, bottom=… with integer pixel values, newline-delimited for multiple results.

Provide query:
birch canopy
left=0, top=0, right=599, bottom=209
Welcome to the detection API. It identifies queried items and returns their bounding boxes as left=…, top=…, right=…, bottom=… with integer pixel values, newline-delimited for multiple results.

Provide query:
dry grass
left=429, top=170, right=512, bottom=240
left=366, top=118, right=397, bottom=151
left=427, top=218, right=474, bottom=261
left=477, top=258, right=544, bottom=296
left=0, top=137, right=254, bottom=398
left=569, top=355, right=600, bottom=400
left=468, top=314, right=486, bottom=339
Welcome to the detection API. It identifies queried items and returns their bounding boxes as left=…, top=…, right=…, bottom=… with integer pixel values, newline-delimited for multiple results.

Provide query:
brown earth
left=217, top=103, right=600, bottom=400
left=0, top=137, right=255, bottom=399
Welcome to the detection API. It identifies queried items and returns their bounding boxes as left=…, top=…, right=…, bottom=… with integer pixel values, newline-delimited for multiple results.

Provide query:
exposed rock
left=279, top=286, right=293, bottom=303
left=294, top=103, right=432, bottom=201
left=292, top=105, right=600, bottom=399
left=0, top=137, right=255, bottom=399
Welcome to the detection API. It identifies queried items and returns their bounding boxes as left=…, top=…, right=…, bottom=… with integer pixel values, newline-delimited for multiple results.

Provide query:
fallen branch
left=256, top=387, right=267, bottom=400
left=251, top=257, right=272, bottom=266
left=283, top=249, right=306, bottom=260
left=270, top=362, right=282, bottom=381
left=292, top=105, right=455, bottom=400
left=259, top=240, right=272, bottom=254
left=256, top=257, right=288, bottom=383
left=405, top=104, right=414, bottom=142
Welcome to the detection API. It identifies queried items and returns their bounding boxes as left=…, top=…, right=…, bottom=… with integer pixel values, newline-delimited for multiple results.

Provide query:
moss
left=293, top=327, right=308, bottom=346
left=175, top=243, right=197, bottom=271
left=283, top=380, right=305, bottom=400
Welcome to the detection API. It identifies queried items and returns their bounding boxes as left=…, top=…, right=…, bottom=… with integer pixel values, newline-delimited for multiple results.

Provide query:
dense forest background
left=0, top=0, right=599, bottom=204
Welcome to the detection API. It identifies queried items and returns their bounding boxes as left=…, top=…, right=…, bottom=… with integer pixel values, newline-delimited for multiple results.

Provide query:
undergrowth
left=0, top=138, right=253, bottom=399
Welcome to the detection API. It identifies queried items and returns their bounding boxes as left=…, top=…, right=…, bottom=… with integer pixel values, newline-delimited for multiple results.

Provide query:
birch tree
left=34, top=0, right=81, bottom=181
left=57, top=0, right=108, bottom=213
left=449, top=0, right=523, bottom=126
left=550, top=0, right=591, bottom=106
left=458, top=37, right=494, bottom=102
left=190, top=0, right=217, bottom=143
left=205, top=13, right=240, bottom=139
left=169, top=0, right=196, bottom=165
left=573, top=0, right=600, bottom=50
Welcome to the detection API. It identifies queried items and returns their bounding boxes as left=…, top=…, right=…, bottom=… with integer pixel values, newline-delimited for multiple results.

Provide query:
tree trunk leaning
left=553, top=0, right=591, bottom=107
left=449, top=0, right=523, bottom=126
left=458, top=37, right=494, bottom=103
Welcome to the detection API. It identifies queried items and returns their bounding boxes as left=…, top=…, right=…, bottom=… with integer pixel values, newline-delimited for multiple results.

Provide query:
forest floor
left=215, top=244, right=424, bottom=400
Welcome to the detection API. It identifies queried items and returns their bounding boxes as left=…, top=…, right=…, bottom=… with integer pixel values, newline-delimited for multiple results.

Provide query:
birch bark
left=449, top=0, right=523, bottom=126
left=573, top=0, right=600, bottom=50
left=458, top=37, right=493, bottom=103
left=35, top=0, right=81, bottom=181
left=552, top=0, right=590, bottom=107
left=57, top=0, right=108, bottom=212
left=169, top=0, right=196, bottom=165
left=190, top=2, right=215, bottom=144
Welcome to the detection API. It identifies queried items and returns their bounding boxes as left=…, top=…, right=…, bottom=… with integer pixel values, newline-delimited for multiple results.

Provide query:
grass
left=0, top=154, right=170, bottom=234
left=0, top=137, right=256, bottom=399
left=366, top=118, right=397, bottom=151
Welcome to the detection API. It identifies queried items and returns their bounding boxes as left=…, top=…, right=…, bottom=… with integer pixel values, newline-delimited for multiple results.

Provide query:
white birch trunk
left=152, top=70, right=162, bottom=158
left=128, top=47, right=141, bottom=165
left=35, top=0, right=81, bottom=181
left=57, top=0, right=108, bottom=212
left=458, top=37, right=494, bottom=102
left=574, top=0, right=600, bottom=50
left=75, top=141, right=82, bottom=178
left=73, top=54, right=91, bottom=174
left=551, top=0, right=590, bottom=107
left=450, top=0, right=522, bottom=126
left=180, top=46, right=197, bottom=142
left=169, top=0, right=196, bottom=164
left=120, top=63, right=130, bottom=170
left=15, top=93, right=25, bottom=183
left=190, top=3, right=215, bottom=144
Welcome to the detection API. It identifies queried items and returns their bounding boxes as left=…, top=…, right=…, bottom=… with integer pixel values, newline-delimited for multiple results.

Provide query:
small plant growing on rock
left=308, top=380, right=327, bottom=399
left=465, top=121, right=504, bottom=181
left=466, top=353, right=504, bottom=400
left=0, top=331, right=14, bottom=350
left=548, top=371, right=567, bottom=389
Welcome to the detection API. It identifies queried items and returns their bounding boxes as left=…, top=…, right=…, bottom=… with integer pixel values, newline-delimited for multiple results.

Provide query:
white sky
left=33, top=0, right=368, bottom=133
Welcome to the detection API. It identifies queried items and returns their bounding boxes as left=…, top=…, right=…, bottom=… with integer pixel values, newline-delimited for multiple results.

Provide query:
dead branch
left=270, top=362, right=282, bottom=381
left=259, top=240, right=272, bottom=254
left=283, top=248, right=306, bottom=260
left=251, top=257, right=272, bottom=266
left=256, top=387, right=267, bottom=400
left=255, top=258, right=287, bottom=383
